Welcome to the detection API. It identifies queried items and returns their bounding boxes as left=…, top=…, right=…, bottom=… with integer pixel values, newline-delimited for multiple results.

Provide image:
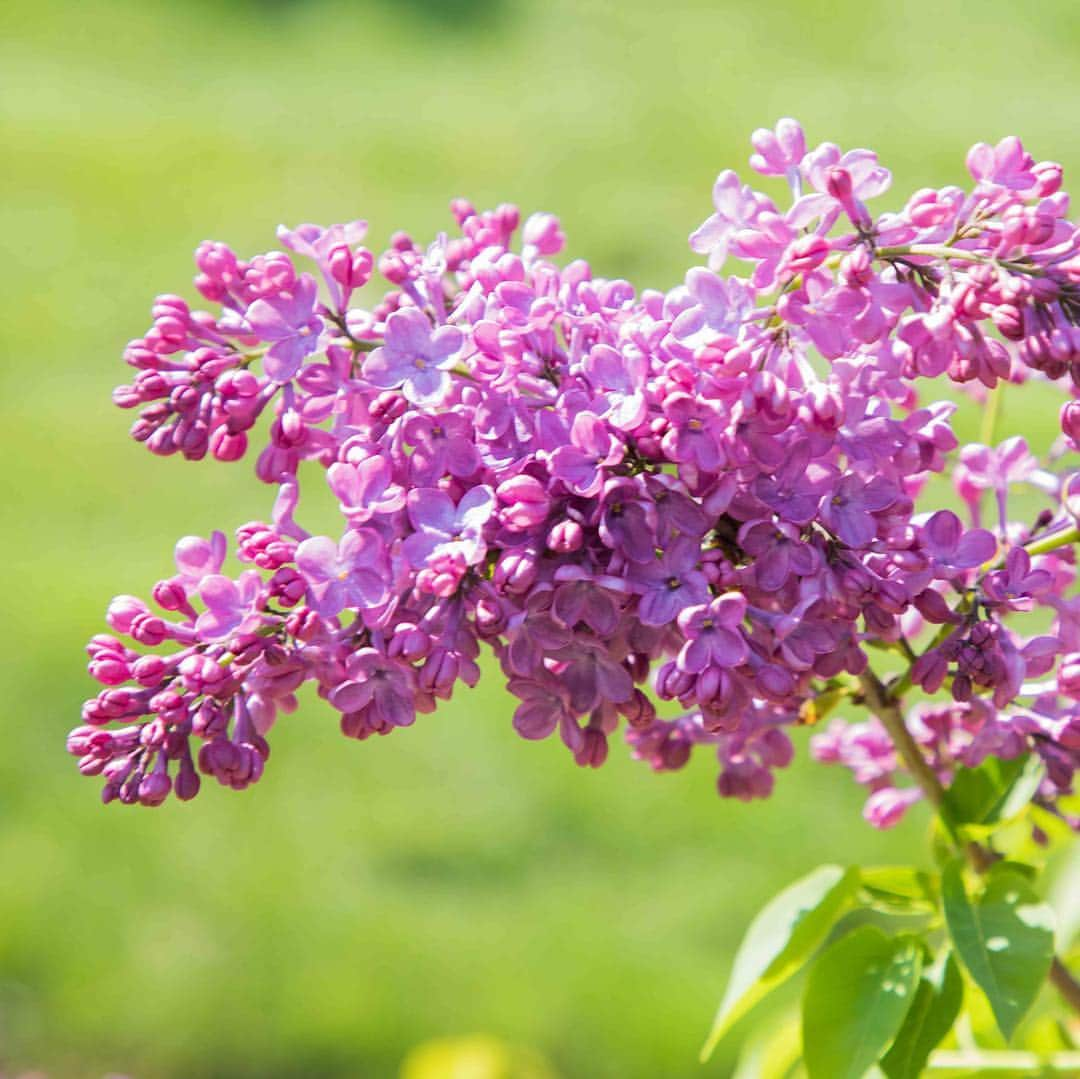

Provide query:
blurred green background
left=3, top=0, right=1080, bottom=1075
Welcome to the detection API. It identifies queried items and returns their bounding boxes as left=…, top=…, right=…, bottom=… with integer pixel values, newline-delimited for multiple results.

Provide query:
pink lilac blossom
left=74, top=121, right=1080, bottom=829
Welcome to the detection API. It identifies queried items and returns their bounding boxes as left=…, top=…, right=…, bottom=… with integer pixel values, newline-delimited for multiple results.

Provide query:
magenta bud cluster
left=72, top=121, right=1080, bottom=827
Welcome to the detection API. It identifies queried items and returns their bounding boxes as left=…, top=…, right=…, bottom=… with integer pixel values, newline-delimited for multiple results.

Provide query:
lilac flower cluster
left=71, top=122, right=1080, bottom=826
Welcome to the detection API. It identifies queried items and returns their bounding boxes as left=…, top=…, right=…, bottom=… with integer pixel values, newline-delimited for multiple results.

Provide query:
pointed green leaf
left=801, top=926, right=922, bottom=1079
left=944, top=755, right=1031, bottom=826
left=995, top=756, right=1046, bottom=823
left=732, top=1012, right=803, bottom=1079
left=860, top=866, right=937, bottom=912
left=701, top=865, right=858, bottom=1060
left=880, top=950, right=963, bottom=1079
left=942, top=860, right=1055, bottom=1040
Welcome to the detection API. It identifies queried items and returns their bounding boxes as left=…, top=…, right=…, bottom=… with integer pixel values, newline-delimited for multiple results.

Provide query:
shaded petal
left=361, top=347, right=404, bottom=388
left=710, top=627, right=748, bottom=667
left=244, top=298, right=293, bottom=341
left=295, top=536, right=339, bottom=582
left=407, top=488, right=456, bottom=535
left=340, top=527, right=383, bottom=568
left=385, top=307, right=433, bottom=355
left=428, top=324, right=464, bottom=363
left=952, top=528, right=997, bottom=569
left=199, top=574, right=239, bottom=613
left=330, top=680, right=374, bottom=713
left=263, top=336, right=311, bottom=382
left=925, top=510, right=961, bottom=556
left=456, top=485, right=495, bottom=534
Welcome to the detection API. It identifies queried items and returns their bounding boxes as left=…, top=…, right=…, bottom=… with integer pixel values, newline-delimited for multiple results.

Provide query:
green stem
left=1025, top=523, right=1080, bottom=559
left=858, top=669, right=963, bottom=845
left=874, top=243, right=1041, bottom=276
left=876, top=244, right=988, bottom=265
left=1052, top=957, right=1080, bottom=1015
left=979, top=383, right=1003, bottom=448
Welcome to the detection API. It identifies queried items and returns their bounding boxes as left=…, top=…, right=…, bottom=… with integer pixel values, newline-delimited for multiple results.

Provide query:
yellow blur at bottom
left=401, top=1035, right=559, bottom=1079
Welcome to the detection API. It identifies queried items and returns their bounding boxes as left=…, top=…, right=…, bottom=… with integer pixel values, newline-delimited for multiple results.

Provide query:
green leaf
left=732, top=1011, right=803, bottom=1079
left=942, top=860, right=1055, bottom=1040
left=700, top=865, right=858, bottom=1060
left=801, top=926, right=922, bottom=1079
left=880, top=949, right=963, bottom=1079
left=860, top=866, right=937, bottom=912
left=994, top=756, right=1045, bottom=823
left=944, top=755, right=1032, bottom=826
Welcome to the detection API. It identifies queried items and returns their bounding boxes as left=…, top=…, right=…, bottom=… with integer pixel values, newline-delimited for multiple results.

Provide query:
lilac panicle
left=74, top=120, right=1080, bottom=826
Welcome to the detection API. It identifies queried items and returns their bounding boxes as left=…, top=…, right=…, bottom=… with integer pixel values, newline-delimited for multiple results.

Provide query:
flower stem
left=1051, top=957, right=1080, bottom=1015
left=857, top=669, right=959, bottom=837
left=980, top=383, right=1003, bottom=448
left=874, top=244, right=1041, bottom=276
left=1025, top=523, right=1080, bottom=558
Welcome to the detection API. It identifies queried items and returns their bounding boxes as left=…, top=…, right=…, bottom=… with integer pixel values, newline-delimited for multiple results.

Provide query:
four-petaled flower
left=362, top=307, right=464, bottom=404
left=922, top=510, right=997, bottom=576
left=676, top=595, right=748, bottom=673
left=295, top=529, right=389, bottom=617
left=245, top=273, right=322, bottom=381
left=403, top=486, right=495, bottom=569
left=631, top=537, right=711, bottom=626
left=195, top=572, right=264, bottom=642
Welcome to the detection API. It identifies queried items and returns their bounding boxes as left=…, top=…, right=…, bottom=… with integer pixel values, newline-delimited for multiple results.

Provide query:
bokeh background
left=4, top=0, right=1080, bottom=1075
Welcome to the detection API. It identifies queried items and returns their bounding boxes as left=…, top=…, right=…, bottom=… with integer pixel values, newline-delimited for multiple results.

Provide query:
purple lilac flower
left=660, top=394, right=724, bottom=472
left=327, top=454, right=406, bottom=523
left=738, top=519, right=821, bottom=592
left=294, top=529, right=389, bottom=617
left=676, top=595, right=748, bottom=673
left=402, top=413, right=481, bottom=481
left=922, top=510, right=997, bottom=576
left=245, top=273, right=322, bottom=381
left=330, top=649, right=417, bottom=729
left=582, top=345, right=648, bottom=431
left=362, top=307, right=463, bottom=405
left=195, top=572, right=263, bottom=642
left=820, top=473, right=899, bottom=548
left=632, top=537, right=711, bottom=626
left=982, top=547, right=1054, bottom=612
left=549, top=412, right=624, bottom=496
left=403, top=486, right=495, bottom=569
left=689, top=169, right=767, bottom=270
left=70, top=120, right=1080, bottom=823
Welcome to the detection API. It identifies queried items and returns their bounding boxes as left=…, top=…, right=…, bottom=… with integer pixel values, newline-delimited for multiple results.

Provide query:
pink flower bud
left=825, top=167, right=853, bottom=201
left=1033, top=161, right=1064, bottom=196
left=522, top=213, right=566, bottom=256
left=210, top=428, right=248, bottom=462
left=574, top=727, right=608, bottom=768
left=152, top=579, right=188, bottom=611
left=493, top=549, right=538, bottom=595
left=497, top=474, right=551, bottom=531
left=780, top=234, right=830, bottom=277
left=863, top=787, right=920, bottom=829
left=378, top=250, right=410, bottom=284
left=547, top=519, right=584, bottom=552
left=107, top=596, right=149, bottom=634
left=328, top=244, right=374, bottom=290
left=1062, top=402, right=1080, bottom=447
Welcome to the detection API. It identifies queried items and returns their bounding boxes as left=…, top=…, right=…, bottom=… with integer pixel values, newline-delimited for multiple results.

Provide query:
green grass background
left=1, top=0, right=1078, bottom=1075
